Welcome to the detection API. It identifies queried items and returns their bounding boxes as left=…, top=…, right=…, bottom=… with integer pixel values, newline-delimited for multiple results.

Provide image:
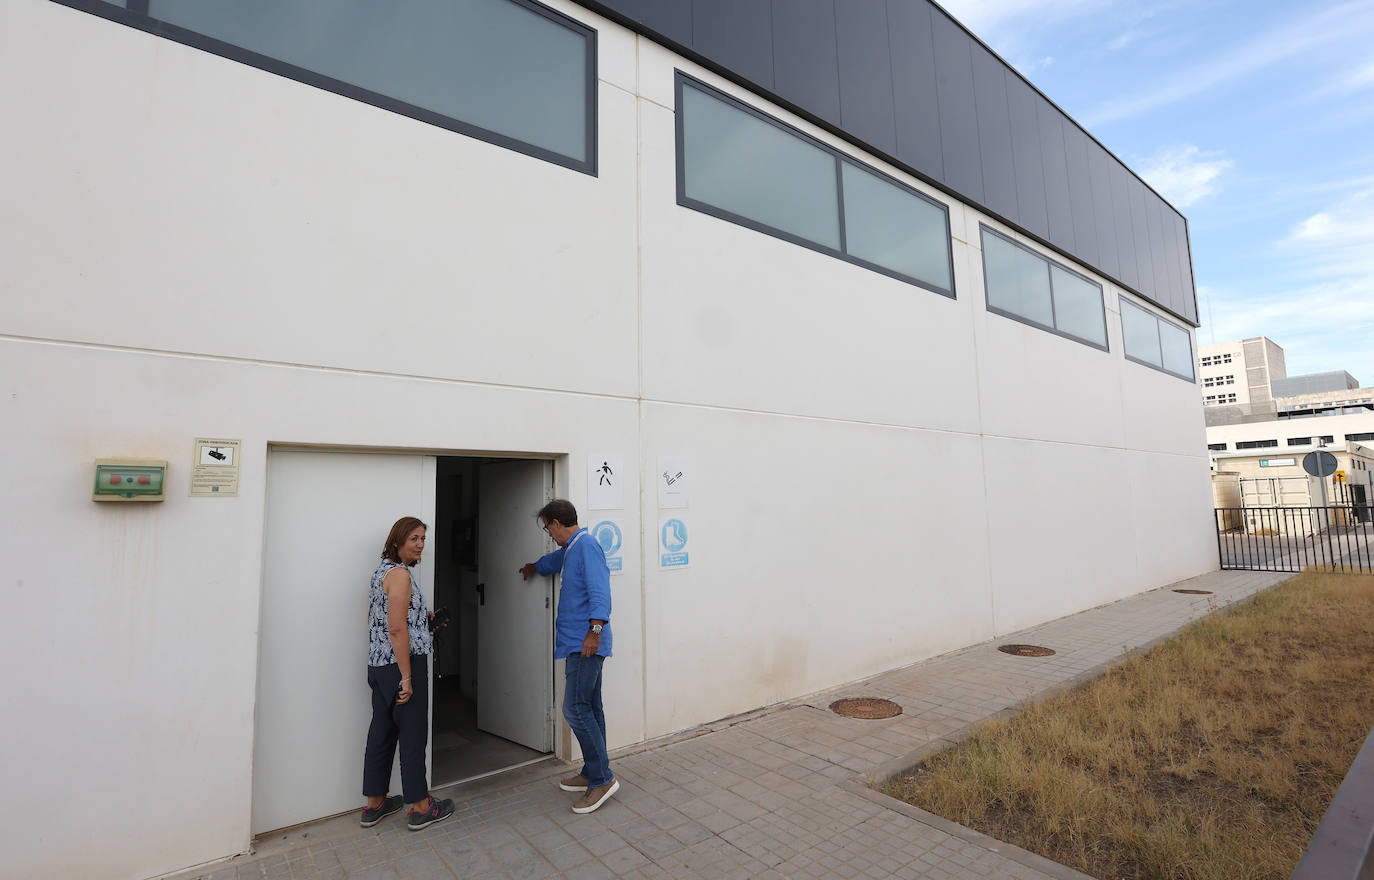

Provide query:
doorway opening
left=431, top=456, right=558, bottom=785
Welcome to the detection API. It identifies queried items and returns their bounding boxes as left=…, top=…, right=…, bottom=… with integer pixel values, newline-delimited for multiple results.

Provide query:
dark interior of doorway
left=432, top=456, right=547, bottom=784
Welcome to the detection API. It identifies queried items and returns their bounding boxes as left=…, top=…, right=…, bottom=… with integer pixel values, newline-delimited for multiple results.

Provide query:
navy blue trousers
left=363, top=654, right=429, bottom=804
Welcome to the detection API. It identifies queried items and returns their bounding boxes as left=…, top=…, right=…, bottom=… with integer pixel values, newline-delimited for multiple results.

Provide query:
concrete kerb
left=837, top=780, right=1097, bottom=880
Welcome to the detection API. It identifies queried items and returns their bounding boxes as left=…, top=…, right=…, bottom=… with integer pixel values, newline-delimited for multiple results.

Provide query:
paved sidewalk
left=172, top=569, right=1288, bottom=880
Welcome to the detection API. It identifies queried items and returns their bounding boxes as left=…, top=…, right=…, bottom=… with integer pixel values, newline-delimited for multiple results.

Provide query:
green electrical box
left=93, top=459, right=168, bottom=502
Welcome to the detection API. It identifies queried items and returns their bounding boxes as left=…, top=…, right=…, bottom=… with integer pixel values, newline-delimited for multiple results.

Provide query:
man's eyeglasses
left=538, top=521, right=551, bottom=534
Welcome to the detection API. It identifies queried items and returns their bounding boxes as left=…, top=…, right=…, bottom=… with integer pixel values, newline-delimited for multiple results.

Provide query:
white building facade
left=2, top=2, right=1214, bottom=878
left=1197, top=336, right=1285, bottom=409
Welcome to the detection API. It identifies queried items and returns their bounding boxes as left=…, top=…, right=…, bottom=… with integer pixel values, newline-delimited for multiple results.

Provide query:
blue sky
left=938, top=0, right=1374, bottom=383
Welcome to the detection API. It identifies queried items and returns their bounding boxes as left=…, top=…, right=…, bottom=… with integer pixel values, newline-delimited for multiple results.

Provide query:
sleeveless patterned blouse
left=368, top=559, right=433, bottom=667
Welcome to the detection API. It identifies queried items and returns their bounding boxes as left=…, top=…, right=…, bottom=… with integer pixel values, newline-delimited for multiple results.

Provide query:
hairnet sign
left=658, top=515, right=690, bottom=569
left=590, top=519, right=624, bottom=575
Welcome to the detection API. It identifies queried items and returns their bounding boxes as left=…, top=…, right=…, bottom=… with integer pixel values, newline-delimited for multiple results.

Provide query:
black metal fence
left=1215, top=507, right=1374, bottom=572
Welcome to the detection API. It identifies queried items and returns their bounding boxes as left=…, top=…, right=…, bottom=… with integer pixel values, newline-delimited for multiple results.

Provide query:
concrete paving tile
left=432, top=837, right=497, bottom=876
left=580, top=829, right=629, bottom=857
left=602, top=845, right=653, bottom=873
left=545, top=842, right=594, bottom=871
left=491, top=838, right=538, bottom=866
left=560, top=860, right=618, bottom=880
left=505, top=855, right=558, bottom=880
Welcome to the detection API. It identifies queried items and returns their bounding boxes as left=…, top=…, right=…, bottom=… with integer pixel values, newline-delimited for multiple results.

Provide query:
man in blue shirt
left=519, top=499, right=617, bottom=814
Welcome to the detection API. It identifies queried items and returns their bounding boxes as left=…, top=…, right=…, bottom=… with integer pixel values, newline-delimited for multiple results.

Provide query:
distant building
left=1272, top=371, right=1359, bottom=397
left=1202, top=337, right=1374, bottom=465
left=1197, top=337, right=1285, bottom=408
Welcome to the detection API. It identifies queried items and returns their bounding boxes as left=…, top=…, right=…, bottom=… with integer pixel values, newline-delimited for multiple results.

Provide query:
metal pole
left=1318, top=456, right=1334, bottom=569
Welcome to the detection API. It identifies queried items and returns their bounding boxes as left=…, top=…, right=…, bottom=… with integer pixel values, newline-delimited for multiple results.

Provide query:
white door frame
left=249, top=445, right=569, bottom=836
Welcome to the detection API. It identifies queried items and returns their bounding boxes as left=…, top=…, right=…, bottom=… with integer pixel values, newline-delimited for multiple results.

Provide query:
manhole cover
left=829, top=698, right=901, bottom=719
left=1173, top=589, right=1213, bottom=595
left=997, top=644, right=1055, bottom=657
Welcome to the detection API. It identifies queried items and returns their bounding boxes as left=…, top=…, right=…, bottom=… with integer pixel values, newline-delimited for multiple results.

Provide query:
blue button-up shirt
left=535, top=528, right=613, bottom=659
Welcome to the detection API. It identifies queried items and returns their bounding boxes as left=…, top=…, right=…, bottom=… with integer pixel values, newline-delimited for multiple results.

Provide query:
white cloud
left=1136, top=145, right=1231, bottom=208
left=1199, top=278, right=1374, bottom=382
left=1203, top=187, right=1374, bottom=382
left=1106, top=30, right=1136, bottom=50
left=1308, top=58, right=1374, bottom=101
left=1015, top=55, right=1056, bottom=74
left=1084, top=1, right=1374, bottom=126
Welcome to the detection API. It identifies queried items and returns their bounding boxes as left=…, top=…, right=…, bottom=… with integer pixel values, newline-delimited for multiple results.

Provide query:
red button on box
left=110, top=475, right=122, bottom=484
left=138, top=475, right=150, bottom=485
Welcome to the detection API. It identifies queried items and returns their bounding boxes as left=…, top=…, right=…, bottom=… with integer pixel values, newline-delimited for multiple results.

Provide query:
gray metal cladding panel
left=1035, top=96, right=1074, bottom=252
left=931, top=10, right=983, bottom=203
left=604, top=0, right=691, bottom=41
left=1006, top=76, right=1049, bottom=240
left=1064, top=125, right=1101, bottom=272
left=1110, top=163, right=1140, bottom=290
left=771, top=0, right=841, bottom=124
left=834, top=0, right=898, bottom=156
left=970, top=44, right=1018, bottom=222
left=1127, top=177, right=1156, bottom=297
left=1173, top=217, right=1198, bottom=323
left=691, top=0, right=775, bottom=89
left=886, top=0, right=943, bottom=180
left=1157, top=204, right=1184, bottom=317
left=1084, top=146, right=1118, bottom=279
left=1145, top=197, right=1176, bottom=315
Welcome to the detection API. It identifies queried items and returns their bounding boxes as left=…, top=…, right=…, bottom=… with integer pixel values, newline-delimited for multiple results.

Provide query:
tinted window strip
left=1120, top=298, right=1195, bottom=382
left=674, top=71, right=955, bottom=298
left=978, top=224, right=1108, bottom=352
left=50, top=0, right=598, bottom=176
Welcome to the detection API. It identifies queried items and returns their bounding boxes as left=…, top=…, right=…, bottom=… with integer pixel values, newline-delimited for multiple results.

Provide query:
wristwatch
left=589, top=623, right=603, bottom=635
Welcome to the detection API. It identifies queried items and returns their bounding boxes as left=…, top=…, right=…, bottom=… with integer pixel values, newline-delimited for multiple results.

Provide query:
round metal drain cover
left=829, top=698, right=901, bottom=719
left=997, top=644, right=1056, bottom=657
left=1173, top=589, right=1213, bottom=595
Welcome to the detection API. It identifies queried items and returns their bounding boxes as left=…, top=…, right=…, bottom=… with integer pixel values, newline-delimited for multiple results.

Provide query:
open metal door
left=254, top=450, right=436, bottom=834
left=476, top=460, right=554, bottom=751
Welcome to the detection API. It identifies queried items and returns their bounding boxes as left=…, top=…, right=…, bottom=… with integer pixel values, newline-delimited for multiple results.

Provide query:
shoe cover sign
left=587, top=453, right=624, bottom=511
left=589, top=518, right=625, bottom=575
left=658, top=514, right=690, bottom=569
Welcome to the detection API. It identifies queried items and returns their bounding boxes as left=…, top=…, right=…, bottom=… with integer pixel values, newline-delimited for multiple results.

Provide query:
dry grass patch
left=882, top=571, right=1374, bottom=880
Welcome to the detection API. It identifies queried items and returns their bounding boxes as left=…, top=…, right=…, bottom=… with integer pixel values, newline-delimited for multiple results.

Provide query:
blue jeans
left=563, top=653, right=612, bottom=788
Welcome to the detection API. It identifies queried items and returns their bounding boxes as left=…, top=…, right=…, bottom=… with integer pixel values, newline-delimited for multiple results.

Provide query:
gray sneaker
left=558, top=773, right=589, bottom=792
left=572, top=779, right=620, bottom=814
left=407, top=796, right=455, bottom=831
left=359, top=795, right=403, bottom=827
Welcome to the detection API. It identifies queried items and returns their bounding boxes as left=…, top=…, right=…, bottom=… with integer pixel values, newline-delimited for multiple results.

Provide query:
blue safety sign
left=590, top=520, right=624, bottom=573
left=659, top=517, right=689, bottom=568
